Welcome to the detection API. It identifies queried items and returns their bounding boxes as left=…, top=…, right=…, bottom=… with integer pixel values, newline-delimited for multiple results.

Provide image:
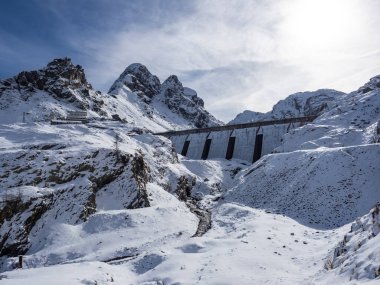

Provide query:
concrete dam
left=156, top=116, right=317, bottom=163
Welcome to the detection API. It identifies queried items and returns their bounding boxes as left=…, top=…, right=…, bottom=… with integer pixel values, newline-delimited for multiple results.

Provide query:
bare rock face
left=160, top=75, right=220, bottom=128
left=0, top=148, right=151, bottom=261
left=175, top=175, right=194, bottom=201
left=109, top=63, right=161, bottom=102
left=129, top=153, right=151, bottom=209
left=0, top=57, right=106, bottom=117
left=15, top=58, right=93, bottom=108
left=0, top=197, right=52, bottom=257
left=325, top=203, right=380, bottom=280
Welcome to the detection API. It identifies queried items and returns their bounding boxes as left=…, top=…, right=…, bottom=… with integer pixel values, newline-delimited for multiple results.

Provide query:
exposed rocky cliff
left=0, top=129, right=203, bottom=271
left=159, top=75, right=219, bottom=128
left=108, top=63, right=160, bottom=102
left=0, top=58, right=107, bottom=122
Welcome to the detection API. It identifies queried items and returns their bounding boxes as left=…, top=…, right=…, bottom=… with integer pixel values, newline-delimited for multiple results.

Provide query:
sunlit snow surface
left=1, top=77, right=380, bottom=284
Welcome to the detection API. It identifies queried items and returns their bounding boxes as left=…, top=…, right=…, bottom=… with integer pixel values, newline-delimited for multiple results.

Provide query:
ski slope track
left=0, top=58, right=379, bottom=284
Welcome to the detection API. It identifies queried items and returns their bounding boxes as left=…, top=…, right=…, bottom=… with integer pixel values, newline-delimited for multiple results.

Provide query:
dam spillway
left=155, top=116, right=317, bottom=163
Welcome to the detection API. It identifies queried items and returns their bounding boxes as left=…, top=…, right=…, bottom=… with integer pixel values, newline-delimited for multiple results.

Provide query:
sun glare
left=280, top=0, right=363, bottom=55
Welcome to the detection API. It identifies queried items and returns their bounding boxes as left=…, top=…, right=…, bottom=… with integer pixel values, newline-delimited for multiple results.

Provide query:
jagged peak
left=161, top=75, right=184, bottom=95
left=162, top=75, right=181, bottom=85
left=124, top=63, right=149, bottom=73
left=107, top=63, right=220, bottom=127
left=109, top=63, right=160, bottom=98
left=13, top=57, right=89, bottom=89
left=357, top=74, right=380, bottom=94
left=46, top=57, right=74, bottom=68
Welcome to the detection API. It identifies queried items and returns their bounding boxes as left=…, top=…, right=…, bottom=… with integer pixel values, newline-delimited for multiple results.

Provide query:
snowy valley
left=0, top=58, right=379, bottom=285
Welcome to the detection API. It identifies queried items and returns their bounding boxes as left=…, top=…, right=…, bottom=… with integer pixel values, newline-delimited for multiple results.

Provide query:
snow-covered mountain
left=109, top=63, right=222, bottom=129
left=229, top=89, right=345, bottom=124
left=278, top=75, right=380, bottom=152
left=0, top=58, right=221, bottom=131
left=0, top=58, right=379, bottom=284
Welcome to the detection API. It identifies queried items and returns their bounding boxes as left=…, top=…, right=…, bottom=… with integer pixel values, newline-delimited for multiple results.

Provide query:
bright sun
left=280, top=0, right=363, bottom=55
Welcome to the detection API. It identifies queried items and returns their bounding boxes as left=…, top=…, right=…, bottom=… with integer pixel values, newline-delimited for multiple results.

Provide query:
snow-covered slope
left=0, top=60, right=379, bottom=284
left=278, top=76, right=380, bottom=152
left=225, top=144, right=380, bottom=229
left=109, top=63, right=222, bottom=129
left=229, top=89, right=345, bottom=124
left=0, top=122, right=202, bottom=271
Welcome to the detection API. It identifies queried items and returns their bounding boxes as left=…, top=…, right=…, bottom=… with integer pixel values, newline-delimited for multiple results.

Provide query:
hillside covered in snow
left=0, top=58, right=379, bottom=284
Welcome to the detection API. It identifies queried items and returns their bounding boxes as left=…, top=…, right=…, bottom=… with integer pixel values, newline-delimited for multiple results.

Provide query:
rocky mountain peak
left=108, top=63, right=222, bottom=128
left=46, top=57, right=75, bottom=69
left=161, top=75, right=184, bottom=95
left=158, top=75, right=221, bottom=128
left=161, top=76, right=205, bottom=107
left=108, top=63, right=161, bottom=99
left=357, top=74, right=380, bottom=94
left=271, top=89, right=344, bottom=118
left=229, top=89, right=345, bottom=124
left=14, top=57, right=90, bottom=92
left=228, top=110, right=265, bottom=125
left=0, top=58, right=107, bottom=122
left=45, top=57, right=87, bottom=84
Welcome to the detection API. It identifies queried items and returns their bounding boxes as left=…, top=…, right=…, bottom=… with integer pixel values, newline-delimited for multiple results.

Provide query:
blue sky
left=1, top=0, right=380, bottom=121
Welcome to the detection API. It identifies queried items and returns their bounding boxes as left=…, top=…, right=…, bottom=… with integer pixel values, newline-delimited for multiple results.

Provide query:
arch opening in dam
left=155, top=116, right=317, bottom=163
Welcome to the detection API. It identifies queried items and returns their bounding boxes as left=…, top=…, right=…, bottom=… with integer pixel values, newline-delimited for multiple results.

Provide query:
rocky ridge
left=0, top=58, right=221, bottom=130
left=277, top=76, right=380, bottom=152
left=229, top=89, right=345, bottom=124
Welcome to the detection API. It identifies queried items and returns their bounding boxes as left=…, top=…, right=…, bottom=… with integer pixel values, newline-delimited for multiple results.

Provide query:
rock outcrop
left=325, top=203, right=380, bottom=280
left=357, top=74, right=380, bottom=94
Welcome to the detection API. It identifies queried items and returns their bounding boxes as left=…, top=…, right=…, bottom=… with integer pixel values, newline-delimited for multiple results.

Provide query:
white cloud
left=62, top=0, right=380, bottom=122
